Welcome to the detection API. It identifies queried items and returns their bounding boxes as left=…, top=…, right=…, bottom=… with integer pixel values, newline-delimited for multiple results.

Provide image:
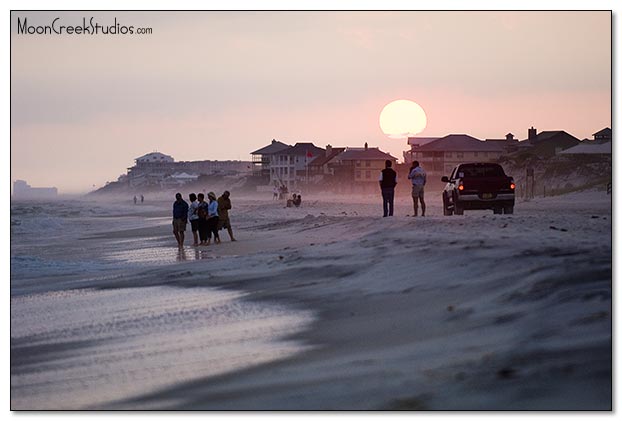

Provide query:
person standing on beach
left=206, top=192, right=221, bottom=245
left=197, top=193, right=209, bottom=246
left=188, top=193, right=200, bottom=246
left=379, top=160, right=398, bottom=217
left=133, top=195, right=137, bottom=205
left=172, top=192, right=189, bottom=248
left=408, top=160, right=427, bottom=217
left=140, top=194, right=144, bottom=204
left=217, top=191, right=236, bottom=241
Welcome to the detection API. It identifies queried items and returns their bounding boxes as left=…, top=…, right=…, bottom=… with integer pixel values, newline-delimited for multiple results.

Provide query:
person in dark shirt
left=172, top=192, right=189, bottom=248
left=217, top=191, right=236, bottom=242
left=379, top=160, right=398, bottom=217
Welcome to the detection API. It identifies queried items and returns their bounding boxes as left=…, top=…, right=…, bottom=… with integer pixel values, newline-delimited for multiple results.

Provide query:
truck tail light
left=510, top=183, right=515, bottom=190
left=458, top=182, right=464, bottom=191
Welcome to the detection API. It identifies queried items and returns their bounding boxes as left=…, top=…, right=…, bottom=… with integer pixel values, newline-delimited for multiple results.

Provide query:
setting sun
left=379, top=99, right=427, bottom=139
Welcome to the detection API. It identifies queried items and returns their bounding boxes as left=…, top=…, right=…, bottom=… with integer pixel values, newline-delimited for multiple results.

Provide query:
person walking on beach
left=408, top=160, right=427, bottom=217
left=133, top=195, right=137, bottom=205
left=196, top=193, right=209, bottom=246
left=140, top=194, right=144, bottom=204
left=273, top=185, right=279, bottom=200
left=217, top=191, right=236, bottom=241
left=206, top=192, right=221, bottom=245
left=188, top=193, right=200, bottom=246
left=172, top=192, right=189, bottom=248
left=379, top=160, right=398, bottom=217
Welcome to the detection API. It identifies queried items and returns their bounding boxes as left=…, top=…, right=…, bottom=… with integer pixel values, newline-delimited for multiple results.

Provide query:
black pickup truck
left=441, top=163, right=515, bottom=215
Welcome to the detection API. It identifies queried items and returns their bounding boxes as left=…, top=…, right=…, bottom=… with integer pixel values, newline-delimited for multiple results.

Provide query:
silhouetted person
left=188, top=193, right=200, bottom=246
left=197, top=193, right=209, bottom=245
left=217, top=191, right=236, bottom=241
left=408, top=160, right=427, bottom=216
left=140, top=194, right=144, bottom=203
left=172, top=192, right=189, bottom=248
left=206, top=192, right=220, bottom=245
left=293, top=194, right=302, bottom=207
left=287, top=193, right=296, bottom=207
left=379, top=160, right=397, bottom=217
left=133, top=195, right=137, bottom=205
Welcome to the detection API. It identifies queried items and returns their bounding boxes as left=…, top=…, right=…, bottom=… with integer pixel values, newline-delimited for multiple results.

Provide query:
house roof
left=593, top=127, right=611, bottom=137
left=407, top=137, right=440, bottom=147
left=524, top=130, right=579, bottom=144
left=335, top=147, right=397, bottom=161
left=250, top=140, right=291, bottom=155
left=279, top=142, right=325, bottom=157
left=559, top=141, right=611, bottom=155
left=135, top=152, right=174, bottom=161
left=416, top=134, right=507, bottom=152
left=308, top=147, right=346, bottom=167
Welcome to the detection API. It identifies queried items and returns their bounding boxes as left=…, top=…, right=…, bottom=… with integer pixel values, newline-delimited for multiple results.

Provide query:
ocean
left=10, top=199, right=314, bottom=409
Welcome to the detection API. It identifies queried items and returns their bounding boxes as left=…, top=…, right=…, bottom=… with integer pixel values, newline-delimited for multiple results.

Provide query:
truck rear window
left=457, top=165, right=505, bottom=178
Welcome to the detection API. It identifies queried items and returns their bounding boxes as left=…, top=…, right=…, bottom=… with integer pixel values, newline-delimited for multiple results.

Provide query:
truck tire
left=443, top=194, right=453, bottom=216
left=453, top=192, right=464, bottom=215
left=503, top=205, right=514, bottom=214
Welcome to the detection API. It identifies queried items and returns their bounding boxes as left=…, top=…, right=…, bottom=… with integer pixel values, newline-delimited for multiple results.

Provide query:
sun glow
left=379, top=99, right=427, bottom=139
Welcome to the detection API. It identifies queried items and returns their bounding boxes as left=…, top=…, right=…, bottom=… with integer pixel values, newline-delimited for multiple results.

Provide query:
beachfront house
left=520, top=127, right=581, bottom=157
left=328, top=143, right=398, bottom=193
left=307, top=145, right=346, bottom=181
left=591, top=127, right=612, bottom=144
left=250, top=139, right=291, bottom=178
left=268, top=142, right=325, bottom=190
left=403, top=137, right=440, bottom=164
left=411, top=134, right=511, bottom=178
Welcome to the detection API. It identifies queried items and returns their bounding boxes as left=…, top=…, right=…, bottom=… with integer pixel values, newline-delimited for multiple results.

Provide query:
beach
left=10, top=190, right=612, bottom=410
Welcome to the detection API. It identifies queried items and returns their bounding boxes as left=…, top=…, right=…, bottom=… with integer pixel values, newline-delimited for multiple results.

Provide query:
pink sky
left=11, top=11, right=611, bottom=193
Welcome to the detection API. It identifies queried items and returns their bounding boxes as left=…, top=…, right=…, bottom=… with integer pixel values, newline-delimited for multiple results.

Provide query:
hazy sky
left=11, top=11, right=611, bottom=193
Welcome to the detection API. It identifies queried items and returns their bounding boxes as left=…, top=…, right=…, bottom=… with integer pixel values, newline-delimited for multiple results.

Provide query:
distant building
left=13, top=180, right=58, bottom=199
left=329, top=143, right=397, bottom=191
left=250, top=139, right=290, bottom=177
left=307, top=145, right=346, bottom=179
left=558, top=141, right=611, bottom=156
left=268, top=142, right=325, bottom=189
left=592, top=127, right=612, bottom=144
left=403, top=137, right=440, bottom=164
left=412, top=134, right=510, bottom=177
left=126, top=152, right=251, bottom=188
left=521, top=127, right=580, bottom=156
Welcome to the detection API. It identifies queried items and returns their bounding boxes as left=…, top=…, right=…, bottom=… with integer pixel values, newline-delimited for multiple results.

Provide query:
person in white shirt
left=407, top=161, right=427, bottom=216
left=188, top=193, right=200, bottom=246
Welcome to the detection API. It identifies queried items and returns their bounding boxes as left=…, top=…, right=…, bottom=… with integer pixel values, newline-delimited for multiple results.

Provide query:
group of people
left=172, top=191, right=236, bottom=248
left=286, top=194, right=302, bottom=208
left=133, top=194, right=144, bottom=204
left=273, top=184, right=289, bottom=200
left=379, top=159, right=426, bottom=217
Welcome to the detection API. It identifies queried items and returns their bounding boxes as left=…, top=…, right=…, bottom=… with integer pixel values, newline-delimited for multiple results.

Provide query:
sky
left=10, top=10, right=611, bottom=193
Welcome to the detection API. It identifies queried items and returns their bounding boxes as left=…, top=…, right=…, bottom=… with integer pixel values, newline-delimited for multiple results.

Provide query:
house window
left=474, top=152, right=479, bottom=157
left=457, top=152, right=464, bottom=158
left=446, top=152, right=452, bottom=158
left=365, top=161, right=371, bottom=167
left=355, top=170, right=361, bottom=179
left=355, top=160, right=361, bottom=167
left=365, top=170, right=371, bottom=179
